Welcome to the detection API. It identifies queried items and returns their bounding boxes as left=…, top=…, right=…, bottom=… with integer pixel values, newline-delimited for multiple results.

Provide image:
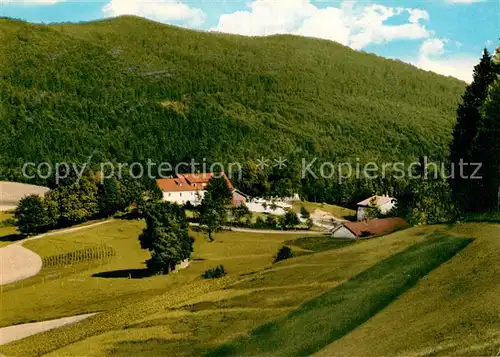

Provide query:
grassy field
left=1, top=221, right=498, bottom=357
left=0, top=220, right=309, bottom=327
left=206, top=234, right=472, bottom=357
left=292, top=202, right=356, bottom=220
left=285, top=236, right=356, bottom=253
left=0, top=211, right=19, bottom=247
left=314, top=223, right=500, bottom=357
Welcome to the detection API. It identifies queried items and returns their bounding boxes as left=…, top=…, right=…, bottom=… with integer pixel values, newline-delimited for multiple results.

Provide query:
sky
left=0, top=0, right=498, bottom=82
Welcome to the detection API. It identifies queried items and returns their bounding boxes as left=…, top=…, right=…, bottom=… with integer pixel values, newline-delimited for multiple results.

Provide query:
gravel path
left=0, top=313, right=97, bottom=345
left=0, top=220, right=113, bottom=286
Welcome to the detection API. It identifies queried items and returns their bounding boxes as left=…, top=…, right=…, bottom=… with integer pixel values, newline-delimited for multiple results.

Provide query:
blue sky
left=1, top=0, right=498, bottom=82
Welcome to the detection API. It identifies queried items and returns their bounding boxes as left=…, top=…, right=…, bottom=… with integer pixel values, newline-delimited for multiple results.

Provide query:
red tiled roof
left=343, top=218, right=409, bottom=238
left=357, top=195, right=394, bottom=207
left=156, top=172, right=234, bottom=192
left=156, top=176, right=200, bottom=192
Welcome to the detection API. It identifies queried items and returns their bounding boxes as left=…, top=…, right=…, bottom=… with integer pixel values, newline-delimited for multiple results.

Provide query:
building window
left=168, top=193, right=171, bottom=197
left=180, top=193, right=182, bottom=197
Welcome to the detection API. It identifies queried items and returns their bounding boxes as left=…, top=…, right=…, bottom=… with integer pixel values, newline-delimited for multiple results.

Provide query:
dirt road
left=0, top=220, right=113, bottom=286
left=0, top=313, right=97, bottom=345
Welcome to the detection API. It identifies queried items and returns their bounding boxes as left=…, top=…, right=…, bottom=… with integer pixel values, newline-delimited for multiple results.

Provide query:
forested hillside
left=0, top=16, right=466, bottom=199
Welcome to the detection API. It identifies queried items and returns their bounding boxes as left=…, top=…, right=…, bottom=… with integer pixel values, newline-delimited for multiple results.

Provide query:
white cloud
left=409, top=38, right=477, bottom=82
left=102, top=0, right=205, bottom=27
left=212, top=1, right=476, bottom=82
left=211, top=0, right=431, bottom=50
left=0, top=0, right=64, bottom=5
left=420, top=38, right=447, bottom=56
left=408, top=9, right=429, bottom=23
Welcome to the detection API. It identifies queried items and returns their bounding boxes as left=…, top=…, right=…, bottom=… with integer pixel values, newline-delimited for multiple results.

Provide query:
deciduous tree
left=139, top=201, right=193, bottom=274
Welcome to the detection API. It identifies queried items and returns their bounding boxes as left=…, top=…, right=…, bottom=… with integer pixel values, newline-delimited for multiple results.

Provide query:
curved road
left=0, top=220, right=113, bottom=286
left=0, top=313, right=98, bottom=346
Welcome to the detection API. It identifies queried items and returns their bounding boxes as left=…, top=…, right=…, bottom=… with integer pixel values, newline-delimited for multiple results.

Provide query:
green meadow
left=1, top=220, right=498, bottom=357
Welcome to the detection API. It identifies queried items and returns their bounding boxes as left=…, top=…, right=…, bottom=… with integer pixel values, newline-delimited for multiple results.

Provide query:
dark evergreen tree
left=471, top=77, right=500, bottom=211
left=450, top=49, right=498, bottom=212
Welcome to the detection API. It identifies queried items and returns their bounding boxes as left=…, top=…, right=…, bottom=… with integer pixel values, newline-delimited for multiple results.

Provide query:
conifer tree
left=472, top=77, right=500, bottom=211
left=450, top=49, right=498, bottom=212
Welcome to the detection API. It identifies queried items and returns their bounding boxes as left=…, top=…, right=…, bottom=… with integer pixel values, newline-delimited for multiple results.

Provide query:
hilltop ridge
left=0, top=15, right=466, bottom=182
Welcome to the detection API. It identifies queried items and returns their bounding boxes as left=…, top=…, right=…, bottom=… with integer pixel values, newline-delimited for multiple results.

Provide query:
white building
left=156, top=173, right=246, bottom=206
left=356, top=195, right=395, bottom=221
left=331, top=224, right=357, bottom=239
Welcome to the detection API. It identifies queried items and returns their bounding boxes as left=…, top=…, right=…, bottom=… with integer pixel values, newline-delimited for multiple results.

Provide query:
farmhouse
left=156, top=173, right=247, bottom=206
left=356, top=195, right=395, bottom=221
left=331, top=218, right=409, bottom=239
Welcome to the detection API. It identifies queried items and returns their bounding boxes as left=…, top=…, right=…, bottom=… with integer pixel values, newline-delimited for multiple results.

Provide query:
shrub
left=231, top=204, right=250, bottom=223
left=0, top=217, right=16, bottom=227
left=202, top=265, right=227, bottom=279
left=300, top=205, right=310, bottom=219
left=244, top=216, right=253, bottom=226
left=255, top=216, right=265, bottom=228
left=265, top=215, right=278, bottom=228
left=279, top=211, right=300, bottom=230
left=274, top=246, right=294, bottom=263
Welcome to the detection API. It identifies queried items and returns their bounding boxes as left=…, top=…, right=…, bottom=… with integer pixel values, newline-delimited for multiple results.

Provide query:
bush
left=202, top=265, right=227, bottom=279
left=231, top=204, right=250, bottom=223
left=265, top=215, right=278, bottom=228
left=274, top=246, right=294, bottom=263
left=279, top=211, right=300, bottom=230
left=255, top=216, right=265, bottom=228
left=184, top=201, right=194, bottom=210
left=0, top=217, right=16, bottom=227
left=300, top=205, right=310, bottom=219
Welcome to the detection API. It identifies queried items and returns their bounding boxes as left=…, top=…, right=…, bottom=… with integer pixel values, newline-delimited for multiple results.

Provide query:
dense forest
left=0, top=16, right=468, bottom=204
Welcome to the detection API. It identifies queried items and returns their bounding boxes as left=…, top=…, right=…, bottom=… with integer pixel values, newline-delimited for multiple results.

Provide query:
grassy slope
left=0, top=220, right=308, bottom=327
left=314, top=223, right=500, bottom=357
left=292, top=201, right=356, bottom=220
left=0, top=16, right=466, bottom=180
left=1, top=222, right=497, bottom=357
left=205, top=234, right=473, bottom=357
left=0, top=212, right=19, bottom=247
left=2, top=222, right=497, bottom=357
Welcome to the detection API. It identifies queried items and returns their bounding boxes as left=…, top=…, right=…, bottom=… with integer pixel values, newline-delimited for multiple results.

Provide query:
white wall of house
left=162, top=190, right=204, bottom=206
left=356, top=207, right=368, bottom=221
left=331, top=226, right=357, bottom=239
